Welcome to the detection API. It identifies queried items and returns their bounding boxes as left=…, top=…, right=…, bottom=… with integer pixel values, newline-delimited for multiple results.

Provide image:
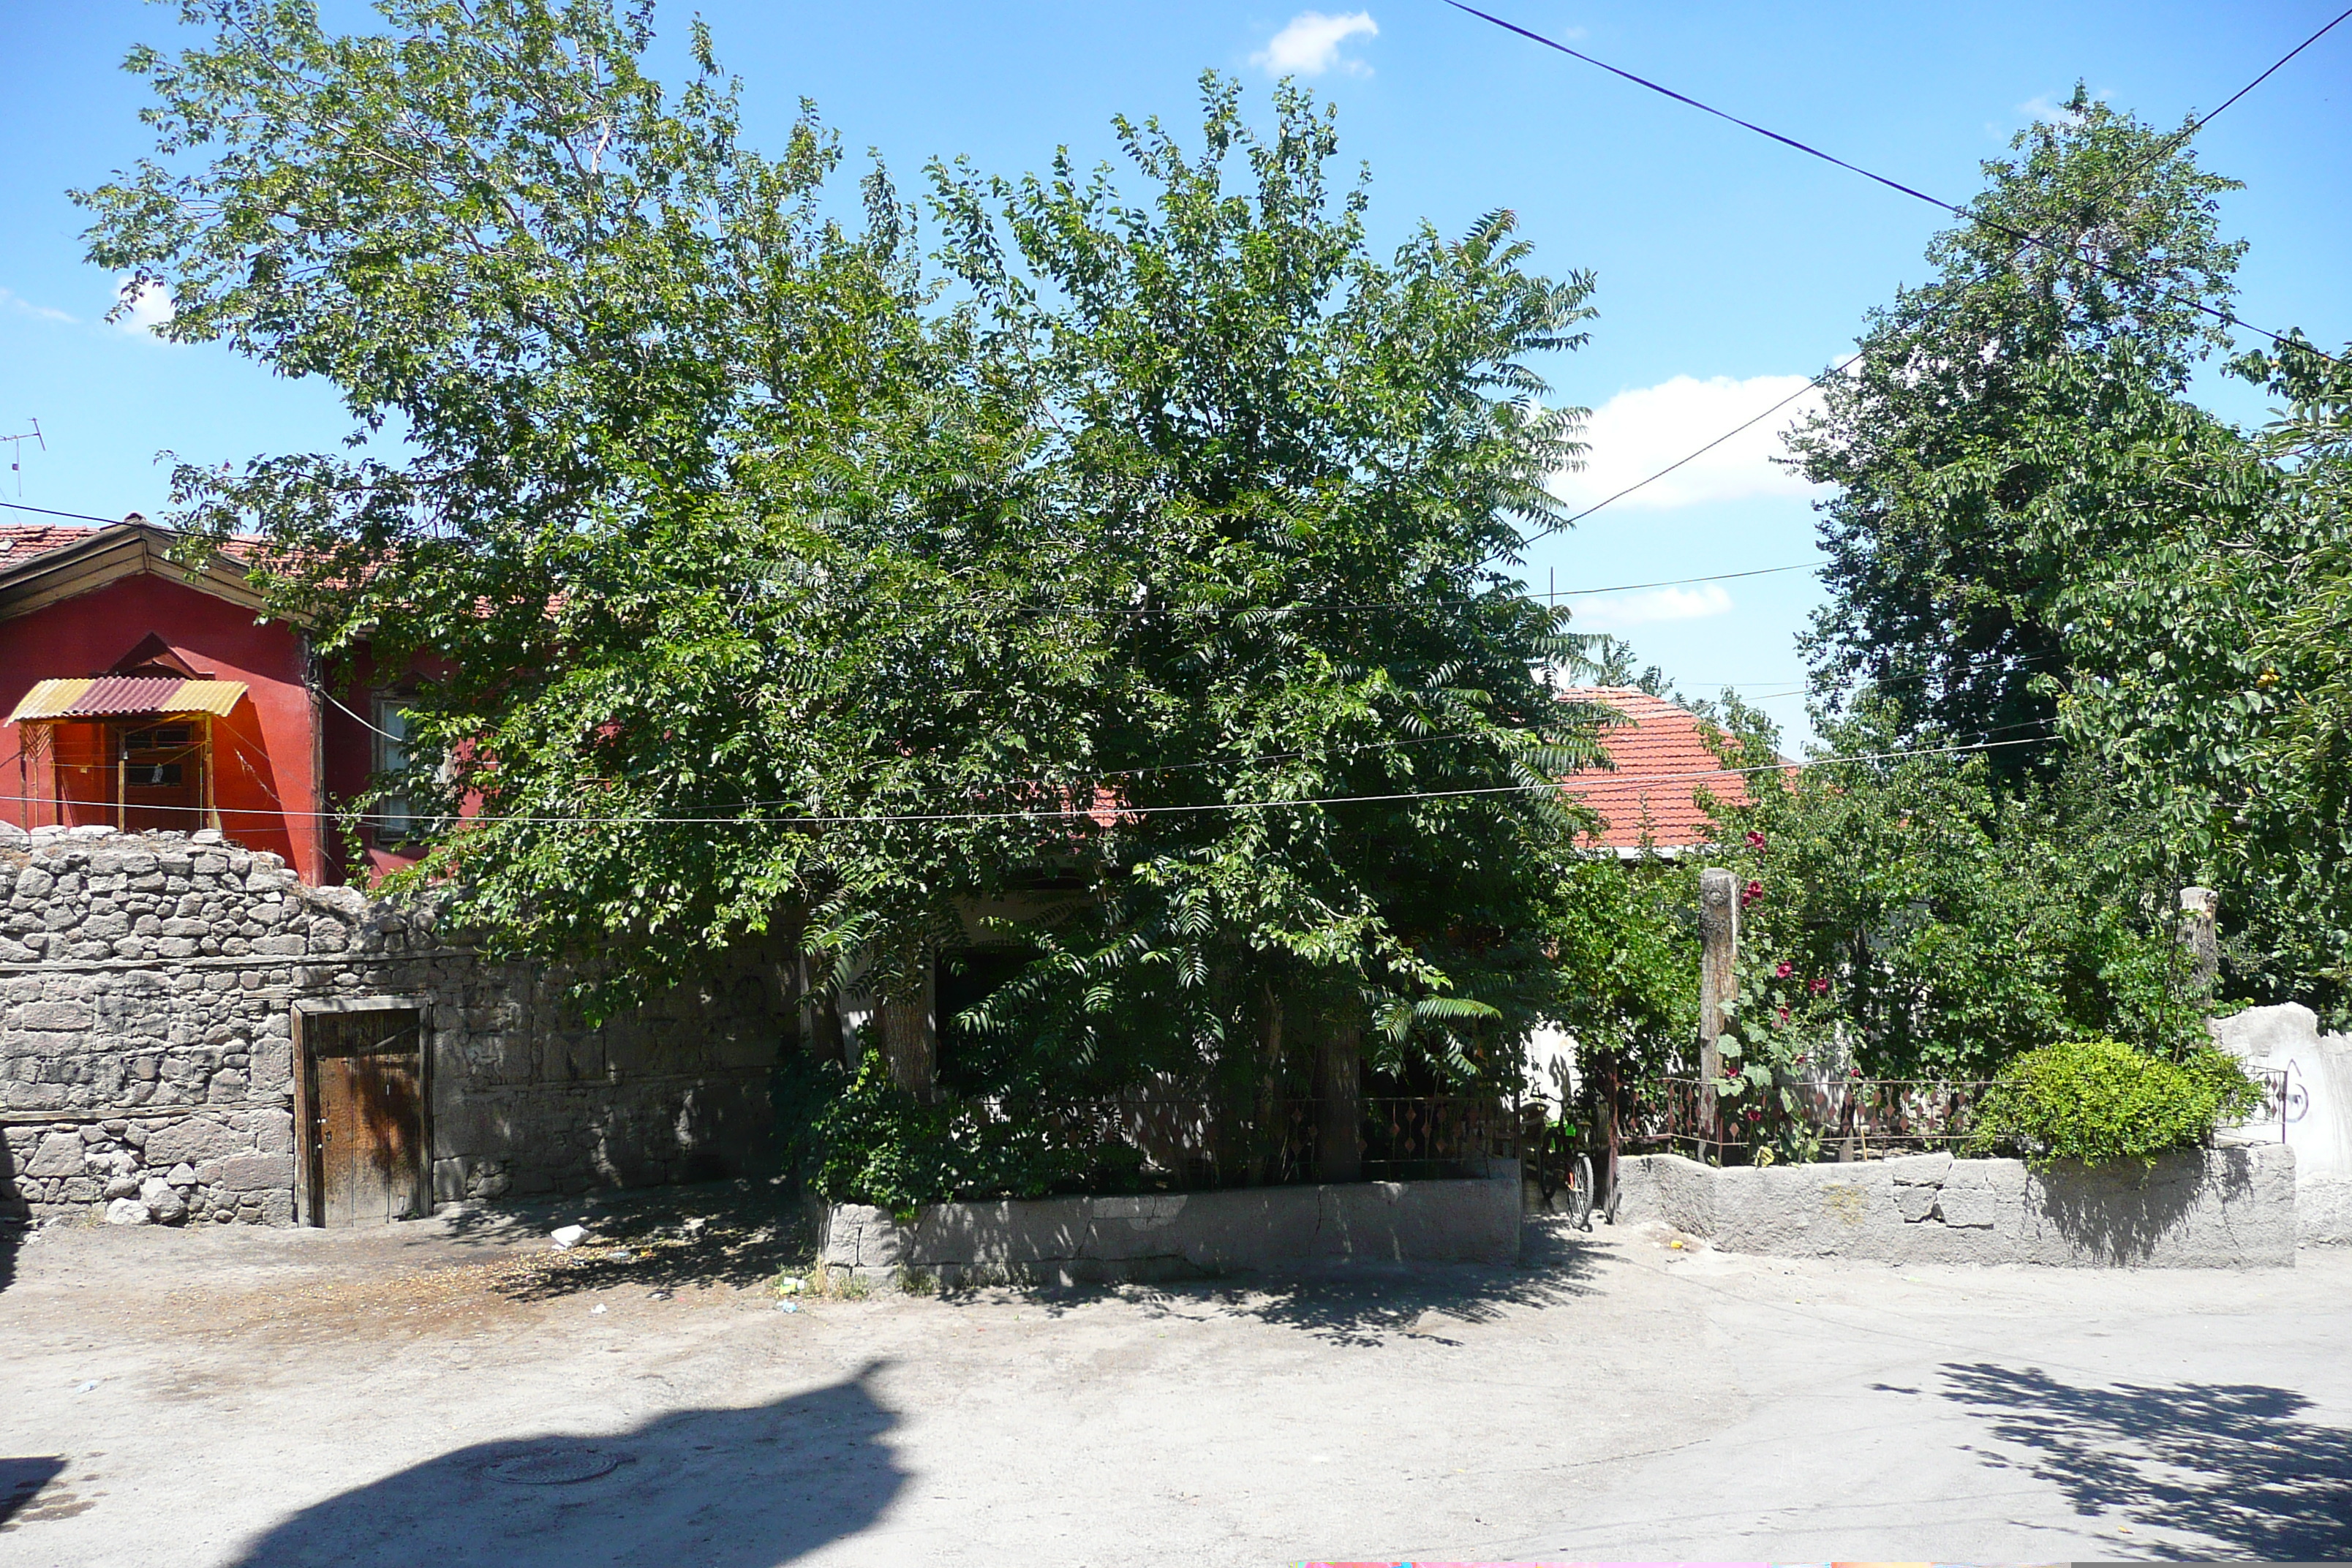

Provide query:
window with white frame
left=372, top=696, right=418, bottom=843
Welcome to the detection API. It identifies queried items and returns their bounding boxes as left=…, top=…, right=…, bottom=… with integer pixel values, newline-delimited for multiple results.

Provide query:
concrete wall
left=1616, top=1146, right=2296, bottom=1268
left=1, top=825, right=787, bottom=1226
left=2211, top=1002, right=2352, bottom=1245
left=813, top=1161, right=1523, bottom=1287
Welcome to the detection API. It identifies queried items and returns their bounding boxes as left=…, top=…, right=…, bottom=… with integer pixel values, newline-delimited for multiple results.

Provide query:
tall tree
left=81, top=7, right=1617, bottom=1112
left=1789, top=88, right=2247, bottom=768
left=932, top=76, right=1613, bottom=1101
left=78, top=0, right=1104, bottom=1010
left=2059, top=334, right=2352, bottom=1015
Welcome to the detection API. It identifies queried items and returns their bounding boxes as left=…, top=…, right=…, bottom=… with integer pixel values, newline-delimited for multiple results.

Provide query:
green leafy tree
left=933, top=75, right=1614, bottom=1118
left=2059, top=335, right=2352, bottom=1016
left=1699, top=706, right=2206, bottom=1081
left=77, top=0, right=1112, bottom=1016
left=80, top=4, right=1628, bottom=1180
left=1790, top=89, right=2247, bottom=767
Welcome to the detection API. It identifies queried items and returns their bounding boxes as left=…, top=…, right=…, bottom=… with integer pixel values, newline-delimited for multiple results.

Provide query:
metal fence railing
left=1017, top=1092, right=1514, bottom=1190
left=1624, top=1075, right=1996, bottom=1162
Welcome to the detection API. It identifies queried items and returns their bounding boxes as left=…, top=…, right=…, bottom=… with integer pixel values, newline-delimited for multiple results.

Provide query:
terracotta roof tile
left=1559, top=686, right=1758, bottom=851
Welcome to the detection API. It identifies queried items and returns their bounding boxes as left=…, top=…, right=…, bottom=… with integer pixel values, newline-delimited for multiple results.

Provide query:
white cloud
left=1572, top=583, right=1734, bottom=632
left=1253, top=11, right=1378, bottom=77
left=115, top=276, right=176, bottom=337
left=1550, top=372, right=1827, bottom=513
left=1, top=287, right=75, bottom=324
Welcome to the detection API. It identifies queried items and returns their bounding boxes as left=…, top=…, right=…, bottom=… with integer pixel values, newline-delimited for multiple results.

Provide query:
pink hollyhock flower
left=1774, top=960, right=1794, bottom=979
left=1810, top=977, right=1830, bottom=995
left=1741, top=878, right=1764, bottom=908
left=1745, top=830, right=1767, bottom=849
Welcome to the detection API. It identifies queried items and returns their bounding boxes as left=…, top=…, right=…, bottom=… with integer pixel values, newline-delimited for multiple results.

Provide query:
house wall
left=0, top=826, right=790, bottom=1226
left=0, top=574, right=325, bottom=883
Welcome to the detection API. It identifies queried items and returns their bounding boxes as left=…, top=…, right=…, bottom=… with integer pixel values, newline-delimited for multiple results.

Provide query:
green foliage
left=80, top=4, right=1613, bottom=1106
left=1791, top=87, right=2247, bottom=768
left=2057, top=335, right=2352, bottom=1019
left=1545, top=856, right=1693, bottom=1079
left=1700, top=705, right=2207, bottom=1079
left=809, top=1059, right=1146, bottom=1216
left=1710, top=959, right=1840, bottom=1165
left=1967, top=1036, right=2264, bottom=1169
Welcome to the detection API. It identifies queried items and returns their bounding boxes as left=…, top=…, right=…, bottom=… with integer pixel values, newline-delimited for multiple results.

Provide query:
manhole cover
left=483, top=1448, right=623, bottom=1486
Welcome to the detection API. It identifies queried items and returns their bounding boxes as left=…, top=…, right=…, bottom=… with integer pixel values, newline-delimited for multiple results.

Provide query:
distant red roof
left=0, top=518, right=265, bottom=565
left=0, top=521, right=101, bottom=561
left=1560, top=686, right=1763, bottom=851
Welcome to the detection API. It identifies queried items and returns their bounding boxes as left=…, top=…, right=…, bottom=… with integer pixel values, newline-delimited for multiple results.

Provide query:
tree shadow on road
left=1940, top=1361, right=2352, bottom=1561
left=0, top=1221, right=22, bottom=1298
left=432, top=1179, right=813, bottom=1303
left=975, top=1213, right=1608, bottom=1347
left=228, top=1362, right=902, bottom=1568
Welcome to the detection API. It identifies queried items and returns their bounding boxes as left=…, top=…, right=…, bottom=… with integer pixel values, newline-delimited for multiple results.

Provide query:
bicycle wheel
left=1534, top=1137, right=1561, bottom=1205
left=1568, top=1153, right=1595, bottom=1231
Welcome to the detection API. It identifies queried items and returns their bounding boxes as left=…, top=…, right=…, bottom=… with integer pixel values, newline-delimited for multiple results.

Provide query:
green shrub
left=810, top=1058, right=1148, bottom=1218
left=1966, top=1037, right=2264, bottom=1169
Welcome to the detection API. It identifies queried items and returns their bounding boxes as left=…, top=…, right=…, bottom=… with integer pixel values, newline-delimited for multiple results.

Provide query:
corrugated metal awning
left=7, top=676, right=249, bottom=723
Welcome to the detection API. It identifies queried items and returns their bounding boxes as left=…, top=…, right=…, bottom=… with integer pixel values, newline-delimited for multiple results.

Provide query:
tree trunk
left=1314, top=1021, right=1362, bottom=1184
left=1250, top=987, right=1285, bottom=1185
left=876, top=951, right=937, bottom=1101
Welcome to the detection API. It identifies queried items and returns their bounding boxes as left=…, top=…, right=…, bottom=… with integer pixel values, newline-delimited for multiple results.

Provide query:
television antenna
left=1, top=419, right=44, bottom=497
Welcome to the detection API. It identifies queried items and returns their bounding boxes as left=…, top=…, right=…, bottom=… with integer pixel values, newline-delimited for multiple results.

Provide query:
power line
left=0, top=728, right=2053, bottom=832
left=1447, top=1, right=2348, bottom=367
left=1487, top=2, right=2349, bottom=559
left=0, top=499, right=127, bottom=525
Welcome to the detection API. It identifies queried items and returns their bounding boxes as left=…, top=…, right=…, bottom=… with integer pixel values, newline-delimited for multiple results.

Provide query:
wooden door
left=301, top=1007, right=426, bottom=1225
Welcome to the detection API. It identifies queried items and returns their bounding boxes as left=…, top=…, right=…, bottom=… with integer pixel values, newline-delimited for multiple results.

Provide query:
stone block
left=15, top=1000, right=94, bottom=1031
left=26, top=1131, right=86, bottom=1177
left=1894, top=1183, right=1940, bottom=1222
left=142, top=1116, right=251, bottom=1166
left=214, top=1153, right=293, bottom=1193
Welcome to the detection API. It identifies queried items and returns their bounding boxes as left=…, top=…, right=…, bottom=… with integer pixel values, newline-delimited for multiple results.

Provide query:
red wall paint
left=320, top=644, right=435, bottom=884
left=0, top=574, right=344, bottom=884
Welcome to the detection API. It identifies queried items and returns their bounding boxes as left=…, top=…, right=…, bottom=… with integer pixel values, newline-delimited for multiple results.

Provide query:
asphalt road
left=1, top=1195, right=2346, bottom=1565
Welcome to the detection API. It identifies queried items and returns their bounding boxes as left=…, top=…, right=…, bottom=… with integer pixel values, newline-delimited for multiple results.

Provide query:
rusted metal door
left=299, top=1006, right=426, bottom=1225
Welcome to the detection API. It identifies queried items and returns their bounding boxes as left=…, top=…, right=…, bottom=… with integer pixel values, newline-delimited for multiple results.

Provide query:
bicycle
left=1520, top=1103, right=1597, bottom=1230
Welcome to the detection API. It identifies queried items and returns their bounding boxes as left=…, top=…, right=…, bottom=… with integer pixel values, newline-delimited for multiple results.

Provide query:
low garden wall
left=1616, top=1145, right=2296, bottom=1268
left=812, top=1161, right=1523, bottom=1287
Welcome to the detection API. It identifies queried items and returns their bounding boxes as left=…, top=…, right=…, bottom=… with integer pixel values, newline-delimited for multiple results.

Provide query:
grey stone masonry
left=1615, top=1145, right=2296, bottom=1267
left=811, top=1161, right=1525, bottom=1289
left=1, top=824, right=788, bottom=1226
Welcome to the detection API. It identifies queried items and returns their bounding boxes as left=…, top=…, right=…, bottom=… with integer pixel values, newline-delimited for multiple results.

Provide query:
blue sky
left=3, top=1, right=2346, bottom=747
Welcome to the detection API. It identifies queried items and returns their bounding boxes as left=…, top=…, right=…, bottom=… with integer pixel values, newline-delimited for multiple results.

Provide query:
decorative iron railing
left=1624, top=1075, right=1994, bottom=1161
left=1009, top=1091, right=1513, bottom=1189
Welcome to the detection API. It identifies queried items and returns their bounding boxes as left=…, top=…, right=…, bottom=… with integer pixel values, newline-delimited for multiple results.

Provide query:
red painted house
left=1, top=516, right=421, bottom=886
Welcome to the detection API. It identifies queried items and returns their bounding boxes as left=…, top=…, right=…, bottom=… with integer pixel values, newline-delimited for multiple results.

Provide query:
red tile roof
left=0, top=518, right=267, bottom=569
left=1560, top=686, right=1762, bottom=851
left=0, top=521, right=102, bottom=561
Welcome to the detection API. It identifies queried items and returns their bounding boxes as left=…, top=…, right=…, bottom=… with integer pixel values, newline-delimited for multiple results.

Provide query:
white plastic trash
left=549, top=1224, right=589, bottom=1249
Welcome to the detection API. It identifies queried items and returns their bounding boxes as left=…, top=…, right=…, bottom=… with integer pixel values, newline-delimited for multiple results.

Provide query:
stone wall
left=1, top=824, right=788, bottom=1226
left=1616, top=1145, right=2296, bottom=1267
left=813, top=1161, right=1523, bottom=1288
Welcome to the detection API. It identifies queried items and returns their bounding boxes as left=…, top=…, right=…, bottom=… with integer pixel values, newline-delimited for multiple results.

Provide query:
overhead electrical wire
left=1446, top=0, right=2351, bottom=369
left=0, top=725, right=2054, bottom=832
left=1487, top=1, right=2352, bottom=553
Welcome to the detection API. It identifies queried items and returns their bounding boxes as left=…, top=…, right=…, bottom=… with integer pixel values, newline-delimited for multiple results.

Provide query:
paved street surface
left=2, top=1190, right=2347, bottom=1565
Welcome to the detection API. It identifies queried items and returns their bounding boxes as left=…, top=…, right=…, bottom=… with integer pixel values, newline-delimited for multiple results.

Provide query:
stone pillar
left=875, top=951, right=937, bottom=1101
left=1697, top=867, right=1740, bottom=1142
left=2179, top=887, right=2220, bottom=995
left=1314, top=1022, right=1363, bottom=1184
